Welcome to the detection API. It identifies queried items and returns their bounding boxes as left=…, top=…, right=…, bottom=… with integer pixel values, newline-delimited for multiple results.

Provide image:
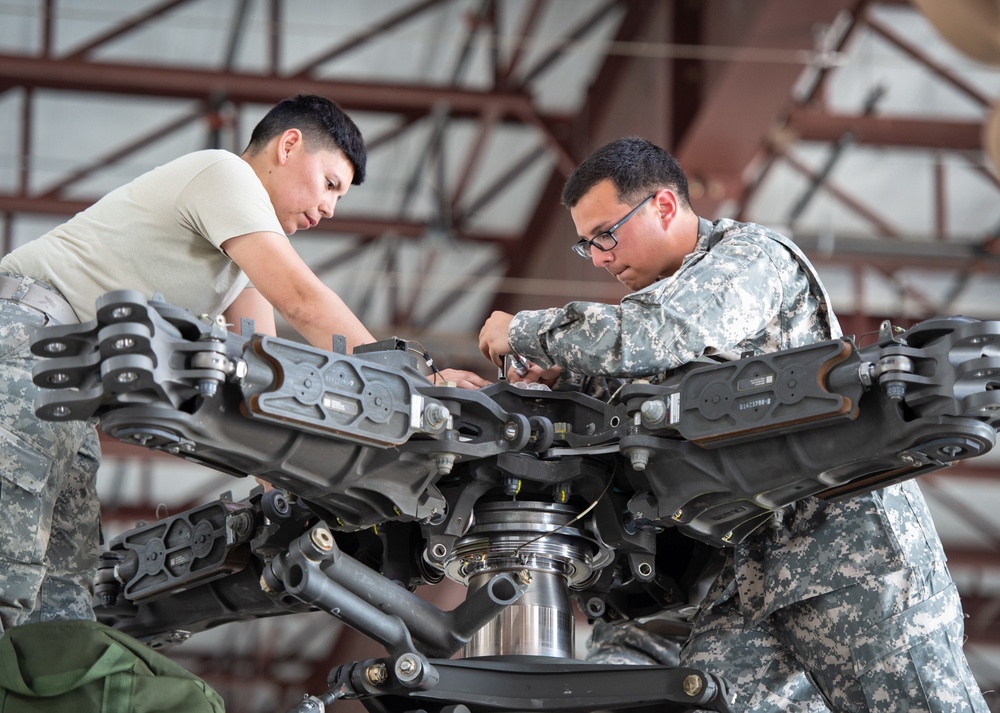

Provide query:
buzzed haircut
left=244, top=94, right=367, bottom=185
left=562, top=136, right=690, bottom=210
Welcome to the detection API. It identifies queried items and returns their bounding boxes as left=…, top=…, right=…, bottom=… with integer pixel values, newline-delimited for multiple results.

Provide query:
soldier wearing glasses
left=478, top=137, right=988, bottom=711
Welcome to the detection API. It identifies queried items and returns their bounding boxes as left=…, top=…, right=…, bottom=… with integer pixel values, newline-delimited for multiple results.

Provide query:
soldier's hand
left=478, top=311, right=515, bottom=368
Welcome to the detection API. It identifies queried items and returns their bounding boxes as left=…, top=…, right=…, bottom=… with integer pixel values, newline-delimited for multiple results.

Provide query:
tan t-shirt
left=0, top=150, right=285, bottom=322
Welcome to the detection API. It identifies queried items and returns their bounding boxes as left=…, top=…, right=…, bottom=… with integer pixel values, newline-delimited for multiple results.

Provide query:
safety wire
left=511, top=375, right=627, bottom=557
left=406, top=341, right=445, bottom=383
left=513, top=462, right=618, bottom=559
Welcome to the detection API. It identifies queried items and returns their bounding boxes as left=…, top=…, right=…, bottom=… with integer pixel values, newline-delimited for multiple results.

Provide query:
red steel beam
left=0, top=52, right=557, bottom=122
left=289, top=0, right=454, bottom=77
left=786, top=108, right=985, bottom=151
left=0, top=193, right=517, bottom=244
left=60, top=0, right=194, bottom=61
left=676, top=0, right=860, bottom=216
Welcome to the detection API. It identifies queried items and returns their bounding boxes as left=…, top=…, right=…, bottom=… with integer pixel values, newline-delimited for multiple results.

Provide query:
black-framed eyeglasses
left=571, top=193, right=656, bottom=258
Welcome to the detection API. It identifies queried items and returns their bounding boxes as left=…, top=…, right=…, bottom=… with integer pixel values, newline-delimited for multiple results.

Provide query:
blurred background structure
left=1, top=1, right=999, bottom=711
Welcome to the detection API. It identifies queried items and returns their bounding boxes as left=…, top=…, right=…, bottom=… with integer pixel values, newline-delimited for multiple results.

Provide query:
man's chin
left=616, top=273, right=638, bottom=290
left=617, top=274, right=653, bottom=291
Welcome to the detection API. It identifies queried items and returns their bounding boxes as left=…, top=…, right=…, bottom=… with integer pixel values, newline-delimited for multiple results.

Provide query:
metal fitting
left=365, top=663, right=388, bottom=686
left=625, top=447, right=652, bottom=471
left=683, top=674, right=704, bottom=697
left=432, top=452, right=456, bottom=476
left=394, top=654, right=423, bottom=683
left=309, top=527, right=334, bottom=553
left=639, top=399, right=667, bottom=426
left=423, top=402, right=451, bottom=431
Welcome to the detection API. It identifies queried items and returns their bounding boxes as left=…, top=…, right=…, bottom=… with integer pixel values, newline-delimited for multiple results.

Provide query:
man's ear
left=277, top=128, right=303, bottom=164
left=655, top=188, right=679, bottom=226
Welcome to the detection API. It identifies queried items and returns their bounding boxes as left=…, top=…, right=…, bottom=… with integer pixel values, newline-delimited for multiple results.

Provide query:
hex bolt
left=518, top=569, right=533, bottom=585
left=885, top=382, right=906, bottom=402
left=424, top=403, right=450, bottom=430
left=639, top=399, right=667, bottom=425
left=365, top=663, right=388, bottom=686
left=395, top=654, right=422, bottom=683
left=433, top=453, right=456, bottom=476
left=626, top=447, right=651, bottom=471
left=234, top=359, right=249, bottom=381
left=230, top=512, right=253, bottom=538
left=683, top=674, right=704, bottom=697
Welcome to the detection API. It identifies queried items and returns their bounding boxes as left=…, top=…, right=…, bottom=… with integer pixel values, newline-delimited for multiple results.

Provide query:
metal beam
left=676, top=0, right=860, bottom=216
left=0, top=52, right=560, bottom=122
left=0, top=193, right=517, bottom=244
left=791, top=231, right=1000, bottom=272
left=787, top=108, right=984, bottom=151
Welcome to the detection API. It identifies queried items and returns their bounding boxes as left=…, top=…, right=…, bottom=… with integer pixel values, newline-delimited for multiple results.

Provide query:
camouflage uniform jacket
left=508, top=217, right=947, bottom=626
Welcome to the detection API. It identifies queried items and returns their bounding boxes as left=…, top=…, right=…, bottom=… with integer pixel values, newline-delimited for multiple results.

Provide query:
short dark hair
left=244, top=94, right=367, bottom=185
left=561, top=137, right=690, bottom=210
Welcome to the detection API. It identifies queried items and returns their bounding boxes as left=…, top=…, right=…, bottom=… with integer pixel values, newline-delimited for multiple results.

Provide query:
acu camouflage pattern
left=509, top=218, right=989, bottom=710
left=508, top=217, right=841, bottom=377
left=682, top=554, right=987, bottom=712
left=0, top=288, right=101, bottom=637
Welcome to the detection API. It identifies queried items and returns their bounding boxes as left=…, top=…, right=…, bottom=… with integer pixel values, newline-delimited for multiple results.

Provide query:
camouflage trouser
left=585, top=619, right=683, bottom=666
left=675, top=560, right=989, bottom=713
left=0, top=299, right=101, bottom=636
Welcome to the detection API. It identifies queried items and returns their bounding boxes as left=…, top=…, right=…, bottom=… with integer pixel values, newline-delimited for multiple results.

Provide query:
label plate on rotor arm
left=676, top=339, right=863, bottom=447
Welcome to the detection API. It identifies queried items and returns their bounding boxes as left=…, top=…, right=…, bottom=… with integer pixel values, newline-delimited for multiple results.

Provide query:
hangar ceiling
left=1, top=1, right=999, bottom=711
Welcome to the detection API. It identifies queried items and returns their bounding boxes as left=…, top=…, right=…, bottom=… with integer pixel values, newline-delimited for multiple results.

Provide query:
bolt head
left=682, top=674, right=704, bottom=697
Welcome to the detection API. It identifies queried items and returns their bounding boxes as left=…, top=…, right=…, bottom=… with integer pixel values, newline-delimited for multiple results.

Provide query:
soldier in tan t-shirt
left=0, top=94, right=489, bottom=639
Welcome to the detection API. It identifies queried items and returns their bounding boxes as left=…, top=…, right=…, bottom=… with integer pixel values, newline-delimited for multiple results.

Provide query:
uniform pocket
left=851, top=584, right=952, bottom=677
left=0, top=428, right=53, bottom=563
left=852, top=585, right=986, bottom=711
left=0, top=301, right=47, bottom=361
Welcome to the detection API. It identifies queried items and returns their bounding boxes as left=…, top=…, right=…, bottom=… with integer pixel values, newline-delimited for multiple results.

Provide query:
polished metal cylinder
left=462, top=570, right=574, bottom=658
left=447, top=501, right=600, bottom=659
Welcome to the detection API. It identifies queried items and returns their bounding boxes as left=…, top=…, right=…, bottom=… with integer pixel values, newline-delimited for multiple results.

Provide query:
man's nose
left=591, top=249, right=612, bottom=269
left=319, top=201, right=334, bottom=219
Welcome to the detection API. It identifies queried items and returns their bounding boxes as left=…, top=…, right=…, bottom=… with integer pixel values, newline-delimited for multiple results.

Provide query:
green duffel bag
left=0, top=619, right=224, bottom=712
